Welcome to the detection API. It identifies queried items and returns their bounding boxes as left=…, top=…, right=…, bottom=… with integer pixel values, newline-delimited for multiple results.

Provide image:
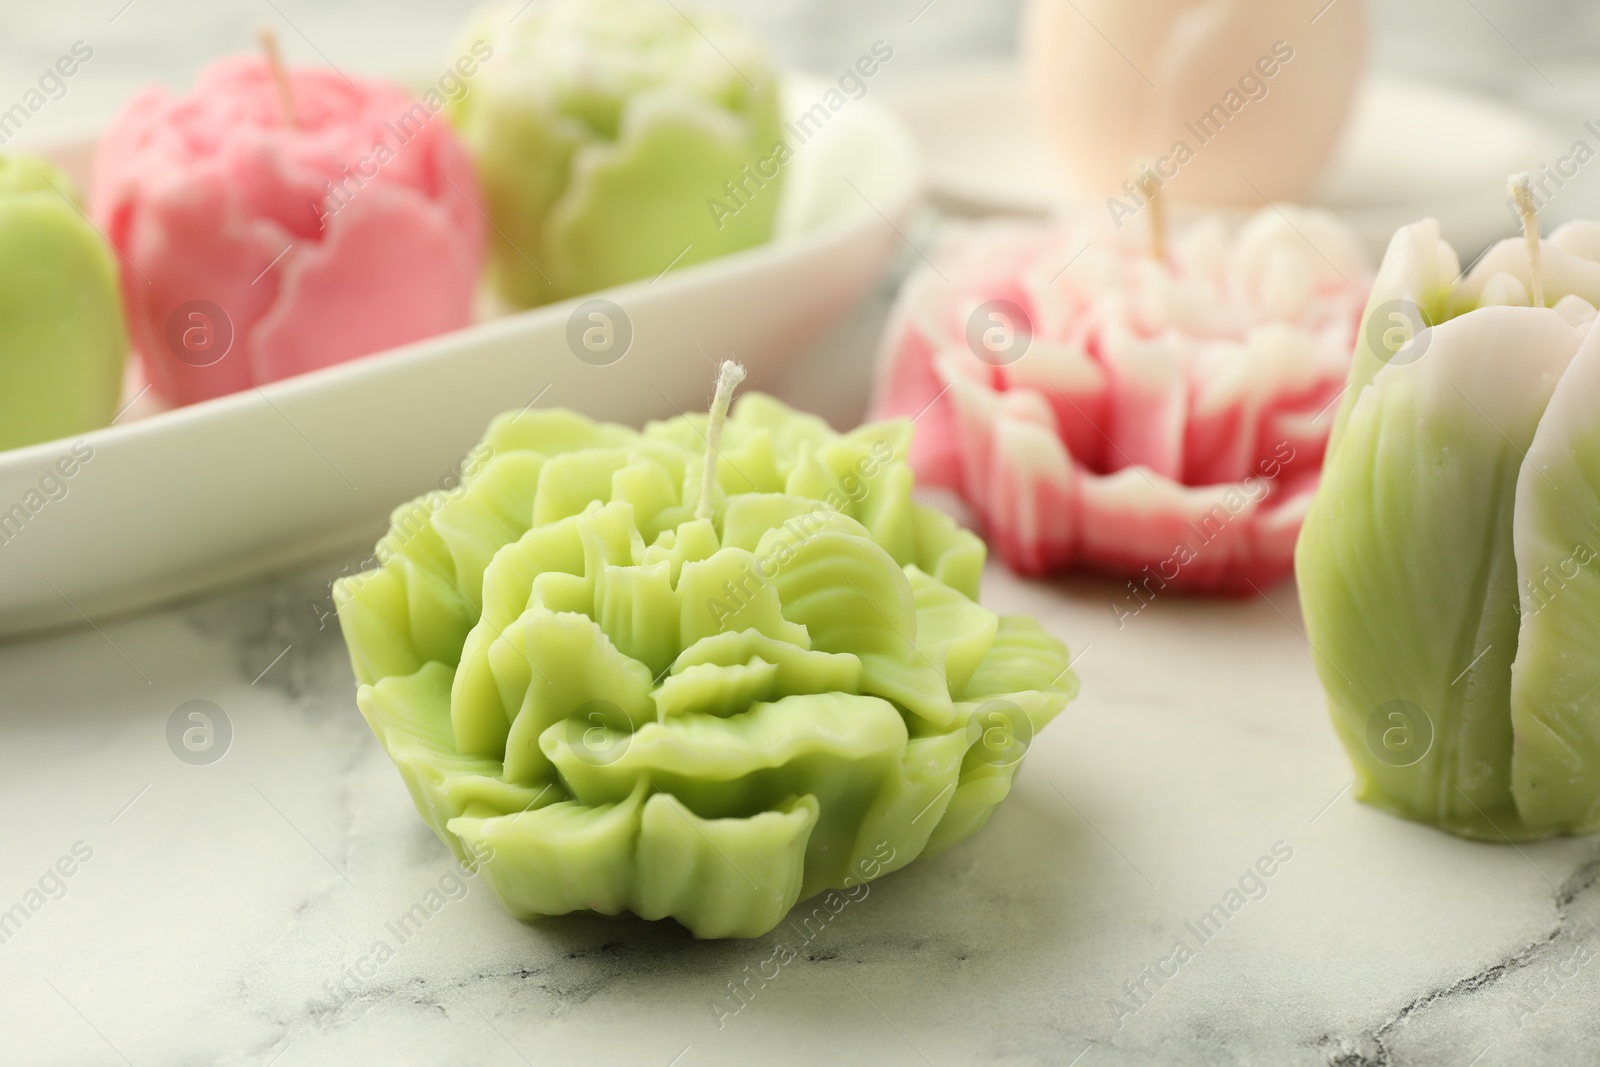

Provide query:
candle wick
left=1141, top=163, right=1167, bottom=265
left=257, top=25, right=299, bottom=127
left=695, top=360, right=747, bottom=522
left=1509, top=172, right=1544, bottom=308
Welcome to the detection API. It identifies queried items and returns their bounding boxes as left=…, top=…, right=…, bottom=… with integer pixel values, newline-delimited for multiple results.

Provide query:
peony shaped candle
left=1299, top=180, right=1600, bottom=841
left=90, top=35, right=485, bottom=406
left=0, top=155, right=126, bottom=450
left=446, top=0, right=785, bottom=308
left=873, top=203, right=1371, bottom=595
left=1023, top=0, right=1366, bottom=207
left=335, top=369, right=1078, bottom=938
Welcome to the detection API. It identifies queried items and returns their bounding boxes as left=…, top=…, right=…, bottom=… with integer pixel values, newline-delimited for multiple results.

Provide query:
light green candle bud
left=0, top=154, right=126, bottom=450
left=1299, top=215, right=1600, bottom=840
left=448, top=0, right=787, bottom=307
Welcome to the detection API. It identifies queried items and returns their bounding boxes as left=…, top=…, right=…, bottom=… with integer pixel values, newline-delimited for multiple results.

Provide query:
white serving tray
left=0, top=75, right=920, bottom=639
left=888, top=66, right=1566, bottom=261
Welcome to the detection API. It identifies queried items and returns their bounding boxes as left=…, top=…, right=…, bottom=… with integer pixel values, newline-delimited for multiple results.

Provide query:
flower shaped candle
left=1023, top=0, right=1367, bottom=206
left=90, top=33, right=485, bottom=406
left=0, top=155, right=126, bottom=450
left=873, top=204, right=1371, bottom=594
left=1298, top=179, right=1600, bottom=841
left=336, top=368, right=1077, bottom=938
left=446, top=0, right=785, bottom=308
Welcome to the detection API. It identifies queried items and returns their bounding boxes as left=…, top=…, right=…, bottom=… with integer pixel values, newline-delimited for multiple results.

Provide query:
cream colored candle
left=1023, top=0, right=1366, bottom=207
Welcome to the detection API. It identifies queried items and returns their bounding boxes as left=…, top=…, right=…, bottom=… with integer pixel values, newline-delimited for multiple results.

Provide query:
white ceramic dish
left=0, top=75, right=920, bottom=639
left=888, top=66, right=1566, bottom=260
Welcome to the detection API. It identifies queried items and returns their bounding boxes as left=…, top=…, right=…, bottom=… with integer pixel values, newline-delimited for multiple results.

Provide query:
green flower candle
left=336, top=366, right=1077, bottom=938
left=446, top=0, right=786, bottom=308
left=0, top=154, right=126, bottom=450
left=1298, top=177, right=1600, bottom=840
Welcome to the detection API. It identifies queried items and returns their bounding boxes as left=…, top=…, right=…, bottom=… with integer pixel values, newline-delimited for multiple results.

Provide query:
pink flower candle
left=873, top=205, right=1372, bottom=594
left=91, top=39, right=485, bottom=405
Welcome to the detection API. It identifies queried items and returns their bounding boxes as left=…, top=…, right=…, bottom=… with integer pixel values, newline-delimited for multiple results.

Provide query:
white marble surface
left=6, top=559, right=1600, bottom=1066
left=5, top=2, right=1600, bottom=1065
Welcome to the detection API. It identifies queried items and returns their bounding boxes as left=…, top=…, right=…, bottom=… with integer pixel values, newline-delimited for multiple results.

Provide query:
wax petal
left=670, top=629, right=861, bottom=695
left=908, top=566, right=999, bottom=696
left=251, top=182, right=478, bottom=382
left=910, top=504, right=987, bottom=600
left=500, top=608, right=656, bottom=783
left=652, top=660, right=779, bottom=720
left=360, top=663, right=558, bottom=864
left=449, top=781, right=647, bottom=919
left=431, top=452, right=546, bottom=614
left=1510, top=325, right=1600, bottom=832
left=846, top=732, right=968, bottom=873
left=633, top=793, right=817, bottom=939
left=1479, top=272, right=1530, bottom=307
left=1459, top=234, right=1600, bottom=310
left=1553, top=294, right=1598, bottom=328
left=680, top=548, right=811, bottom=649
left=547, top=91, right=778, bottom=295
left=1327, top=218, right=1453, bottom=452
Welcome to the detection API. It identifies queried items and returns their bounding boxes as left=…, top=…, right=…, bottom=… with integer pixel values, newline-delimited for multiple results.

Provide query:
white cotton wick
left=257, top=26, right=299, bottom=127
left=1508, top=172, right=1544, bottom=308
left=695, top=359, right=747, bottom=521
left=1141, top=162, right=1167, bottom=265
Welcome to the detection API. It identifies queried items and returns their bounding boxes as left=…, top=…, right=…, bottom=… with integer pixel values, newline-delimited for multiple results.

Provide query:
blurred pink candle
left=92, top=52, right=485, bottom=405
left=874, top=206, right=1372, bottom=594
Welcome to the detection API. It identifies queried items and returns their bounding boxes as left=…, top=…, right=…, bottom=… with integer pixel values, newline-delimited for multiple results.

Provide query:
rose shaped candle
left=0, top=155, right=126, bottom=450
left=446, top=0, right=785, bottom=308
left=873, top=203, right=1371, bottom=596
left=335, top=368, right=1078, bottom=938
left=1299, top=179, right=1600, bottom=841
left=1023, top=0, right=1367, bottom=206
left=90, top=34, right=485, bottom=406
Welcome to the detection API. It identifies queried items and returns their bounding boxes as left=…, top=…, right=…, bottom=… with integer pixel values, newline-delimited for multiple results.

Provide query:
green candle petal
left=653, top=659, right=779, bottom=720
left=357, top=662, right=557, bottom=866
left=908, top=566, right=1000, bottom=695
left=679, top=544, right=812, bottom=648
left=432, top=452, right=546, bottom=613
left=543, top=95, right=782, bottom=298
left=501, top=607, right=656, bottom=783
left=633, top=792, right=819, bottom=939
left=1510, top=335, right=1600, bottom=832
left=0, top=154, right=127, bottom=450
left=450, top=780, right=647, bottom=919
left=670, top=629, right=861, bottom=695
left=337, top=395, right=1077, bottom=937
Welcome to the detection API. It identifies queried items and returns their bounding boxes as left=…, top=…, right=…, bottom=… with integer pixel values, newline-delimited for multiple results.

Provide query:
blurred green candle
left=337, top=366, right=1078, bottom=938
left=1298, top=178, right=1600, bottom=840
left=447, top=0, right=786, bottom=308
left=0, top=154, right=126, bottom=451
